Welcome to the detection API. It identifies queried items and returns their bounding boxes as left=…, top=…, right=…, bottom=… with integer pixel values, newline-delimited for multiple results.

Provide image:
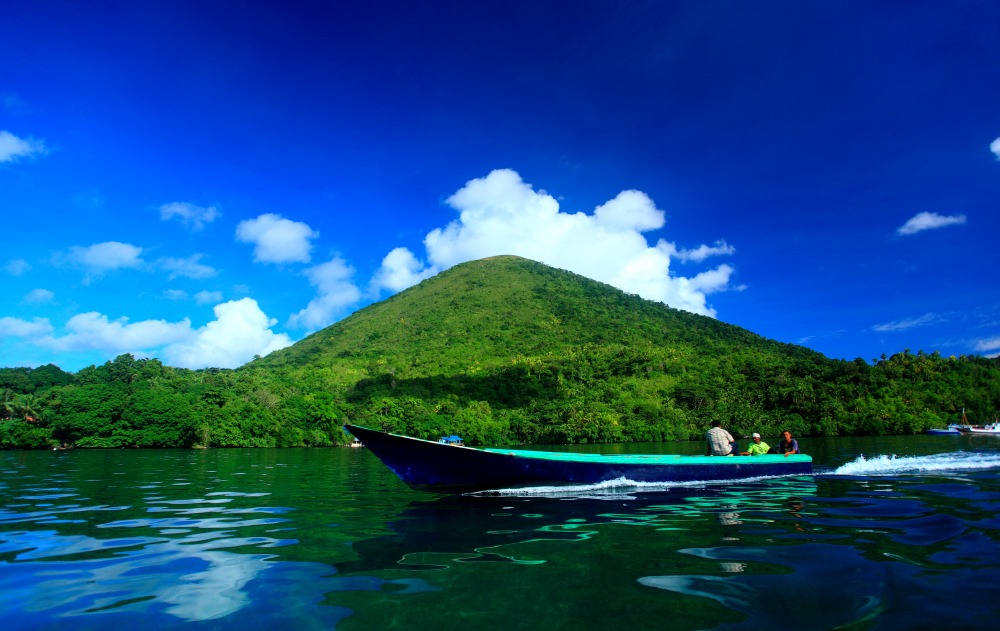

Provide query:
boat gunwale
left=483, top=447, right=811, bottom=465
left=348, top=425, right=812, bottom=465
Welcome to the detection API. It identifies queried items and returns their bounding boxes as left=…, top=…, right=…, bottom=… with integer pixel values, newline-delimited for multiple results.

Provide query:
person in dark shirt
left=777, top=430, right=800, bottom=457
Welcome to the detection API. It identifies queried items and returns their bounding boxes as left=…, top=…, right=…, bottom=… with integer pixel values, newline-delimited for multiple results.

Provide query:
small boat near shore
left=948, top=409, right=999, bottom=436
left=926, top=425, right=967, bottom=435
left=955, top=422, right=1000, bottom=436
left=344, top=424, right=813, bottom=493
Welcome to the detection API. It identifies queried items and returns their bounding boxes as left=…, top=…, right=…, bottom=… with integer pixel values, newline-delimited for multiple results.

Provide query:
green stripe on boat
left=482, top=448, right=812, bottom=465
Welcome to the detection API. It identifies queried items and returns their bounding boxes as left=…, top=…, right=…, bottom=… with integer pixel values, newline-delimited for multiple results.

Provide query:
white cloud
left=665, top=240, right=736, bottom=263
left=23, top=288, right=54, bottom=304
left=369, top=247, right=435, bottom=293
left=2, top=298, right=291, bottom=369
left=0, top=316, right=54, bottom=338
left=40, top=312, right=192, bottom=353
left=0, top=130, right=46, bottom=162
left=162, top=298, right=292, bottom=368
left=897, top=211, right=967, bottom=236
left=289, top=257, right=362, bottom=330
left=164, top=289, right=188, bottom=300
left=593, top=189, right=665, bottom=232
left=4, top=259, right=31, bottom=276
left=194, top=290, right=223, bottom=305
left=991, top=137, right=1000, bottom=161
left=160, top=202, right=220, bottom=231
left=158, top=254, right=217, bottom=279
left=872, top=313, right=939, bottom=332
left=370, top=169, right=736, bottom=317
left=63, top=241, right=145, bottom=274
left=235, top=213, right=317, bottom=264
left=972, top=335, right=1000, bottom=353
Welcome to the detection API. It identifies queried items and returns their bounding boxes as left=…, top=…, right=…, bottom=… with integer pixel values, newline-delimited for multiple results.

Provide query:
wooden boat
left=344, top=424, right=813, bottom=493
left=951, top=409, right=999, bottom=436
left=955, top=422, right=1000, bottom=436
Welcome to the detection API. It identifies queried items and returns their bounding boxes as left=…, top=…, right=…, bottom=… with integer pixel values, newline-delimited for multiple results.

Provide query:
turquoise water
left=1, top=435, right=999, bottom=630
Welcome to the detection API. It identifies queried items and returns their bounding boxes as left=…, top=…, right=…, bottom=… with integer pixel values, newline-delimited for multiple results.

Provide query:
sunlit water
left=2, top=435, right=999, bottom=630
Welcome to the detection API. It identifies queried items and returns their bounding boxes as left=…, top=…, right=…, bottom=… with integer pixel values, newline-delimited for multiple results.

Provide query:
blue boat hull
left=344, top=425, right=813, bottom=493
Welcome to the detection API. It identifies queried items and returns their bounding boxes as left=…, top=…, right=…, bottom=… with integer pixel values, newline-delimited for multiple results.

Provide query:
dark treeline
left=2, top=257, right=998, bottom=449
left=1, top=348, right=997, bottom=450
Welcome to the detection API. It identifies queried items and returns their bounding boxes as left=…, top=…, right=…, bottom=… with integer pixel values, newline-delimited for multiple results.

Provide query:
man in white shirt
left=706, top=420, right=736, bottom=456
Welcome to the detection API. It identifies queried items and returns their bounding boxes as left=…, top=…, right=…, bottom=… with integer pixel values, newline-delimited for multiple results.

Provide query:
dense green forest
left=2, top=256, right=998, bottom=449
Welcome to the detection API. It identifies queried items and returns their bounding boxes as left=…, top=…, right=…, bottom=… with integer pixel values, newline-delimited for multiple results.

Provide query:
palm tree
left=15, top=393, right=39, bottom=422
left=1, top=389, right=15, bottom=421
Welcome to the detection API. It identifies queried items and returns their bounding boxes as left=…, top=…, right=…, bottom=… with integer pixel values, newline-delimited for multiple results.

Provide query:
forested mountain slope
left=2, top=256, right=998, bottom=448
left=249, top=256, right=997, bottom=444
left=258, top=255, right=815, bottom=376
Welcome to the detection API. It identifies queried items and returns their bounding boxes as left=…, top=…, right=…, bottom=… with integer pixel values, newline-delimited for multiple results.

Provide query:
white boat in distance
left=954, top=409, right=1000, bottom=436
left=956, top=422, right=1000, bottom=436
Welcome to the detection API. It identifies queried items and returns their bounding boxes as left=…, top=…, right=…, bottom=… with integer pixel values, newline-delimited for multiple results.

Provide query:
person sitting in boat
left=739, top=432, right=770, bottom=456
left=777, top=430, right=800, bottom=457
left=706, top=420, right=737, bottom=456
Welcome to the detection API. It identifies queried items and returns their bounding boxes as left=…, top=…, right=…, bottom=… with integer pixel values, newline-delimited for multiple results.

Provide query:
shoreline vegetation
left=2, top=257, right=998, bottom=450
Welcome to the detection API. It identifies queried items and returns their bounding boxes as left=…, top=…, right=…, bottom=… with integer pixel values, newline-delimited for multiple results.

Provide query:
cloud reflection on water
left=1, top=529, right=276, bottom=620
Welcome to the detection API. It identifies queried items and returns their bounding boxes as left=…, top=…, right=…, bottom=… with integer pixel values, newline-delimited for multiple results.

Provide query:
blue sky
left=2, top=0, right=998, bottom=372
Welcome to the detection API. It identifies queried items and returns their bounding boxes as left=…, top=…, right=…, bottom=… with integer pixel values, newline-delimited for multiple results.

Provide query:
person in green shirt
left=740, top=432, right=770, bottom=456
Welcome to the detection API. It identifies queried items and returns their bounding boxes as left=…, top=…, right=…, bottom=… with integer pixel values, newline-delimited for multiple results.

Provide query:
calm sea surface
left=2, top=435, right=999, bottom=630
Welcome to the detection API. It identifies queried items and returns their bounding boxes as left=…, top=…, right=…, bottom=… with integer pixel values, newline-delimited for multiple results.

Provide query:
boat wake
left=468, top=474, right=808, bottom=498
left=828, top=451, right=1000, bottom=476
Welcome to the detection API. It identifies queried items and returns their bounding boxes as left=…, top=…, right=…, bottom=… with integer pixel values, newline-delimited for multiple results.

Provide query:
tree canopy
left=2, top=256, right=997, bottom=449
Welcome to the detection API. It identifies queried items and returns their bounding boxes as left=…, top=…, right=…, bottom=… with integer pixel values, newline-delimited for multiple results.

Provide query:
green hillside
left=3, top=255, right=998, bottom=449
left=248, top=256, right=997, bottom=444
left=258, top=255, right=810, bottom=376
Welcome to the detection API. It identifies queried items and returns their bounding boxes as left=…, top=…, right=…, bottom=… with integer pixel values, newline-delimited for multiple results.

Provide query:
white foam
left=468, top=474, right=804, bottom=498
left=829, top=451, right=1000, bottom=476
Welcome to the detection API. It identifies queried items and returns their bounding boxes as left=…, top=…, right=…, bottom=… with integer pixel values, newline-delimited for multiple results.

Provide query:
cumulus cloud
left=288, top=257, right=362, bottom=330
left=158, top=254, right=217, bottom=280
left=0, top=130, right=46, bottom=162
left=194, top=290, right=223, bottom=305
left=972, top=336, right=1000, bottom=353
left=23, top=288, right=54, bottom=304
left=62, top=241, right=145, bottom=274
left=897, top=212, right=967, bottom=236
left=370, top=169, right=736, bottom=316
left=369, top=247, right=435, bottom=293
left=665, top=240, right=737, bottom=263
left=162, top=298, right=292, bottom=368
left=160, top=202, right=220, bottom=231
left=3, top=259, right=31, bottom=276
left=872, top=313, right=939, bottom=332
left=991, top=137, right=1000, bottom=161
left=236, top=213, right=317, bottom=264
left=39, top=312, right=192, bottom=353
left=592, top=190, right=665, bottom=232
left=4, top=299, right=290, bottom=369
left=0, top=316, right=54, bottom=338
